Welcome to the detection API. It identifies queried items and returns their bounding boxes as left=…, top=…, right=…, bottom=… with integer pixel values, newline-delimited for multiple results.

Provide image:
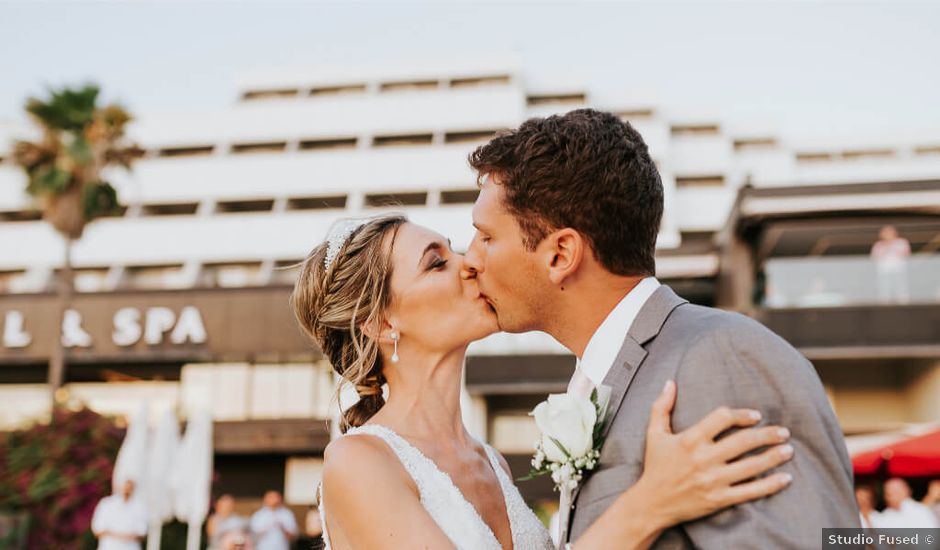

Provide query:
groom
left=461, top=109, right=860, bottom=548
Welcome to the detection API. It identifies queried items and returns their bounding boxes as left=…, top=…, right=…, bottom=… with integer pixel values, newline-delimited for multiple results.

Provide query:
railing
left=763, top=254, right=940, bottom=308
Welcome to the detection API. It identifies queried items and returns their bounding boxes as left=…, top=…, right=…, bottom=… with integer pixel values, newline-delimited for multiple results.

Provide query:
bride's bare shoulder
left=325, top=432, right=391, bottom=469
left=322, top=432, right=412, bottom=491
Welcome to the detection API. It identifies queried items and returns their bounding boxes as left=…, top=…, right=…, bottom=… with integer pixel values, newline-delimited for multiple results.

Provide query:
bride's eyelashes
left=423, top=256, right=448, bottom=272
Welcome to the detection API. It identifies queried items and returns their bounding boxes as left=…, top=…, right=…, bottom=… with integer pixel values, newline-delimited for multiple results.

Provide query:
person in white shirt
left=877, top=478, right=940, bottom=529
left=871, top=225, right=912, bottom=303
left=90, top=479, right=147, bottom=550
left=923, top=479, right=940, bottom=524
left=855, top=486, right=882, bottom=529
left=249, top=491, right=298, bottom=550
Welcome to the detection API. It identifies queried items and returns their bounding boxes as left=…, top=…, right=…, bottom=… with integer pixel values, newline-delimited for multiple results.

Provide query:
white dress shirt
left=877, top=499, right=940, bottom=529
left=250, top=506, right=299, bottom=550
left=568, top=277, right=661, bottom=398
left=90, top=495, right=147, bottom=550
left=859, top=510, right=882, bottom=529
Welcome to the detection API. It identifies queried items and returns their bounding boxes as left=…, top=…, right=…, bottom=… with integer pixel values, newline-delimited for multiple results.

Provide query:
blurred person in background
left=871, top=225, right=911, bottom=304
left=878, top=478, right=939, bottom=528
left=923, top=480, right=940, bottom=523
left=90, top=478, right=147, bottom=550
left=219, top=529, right=254, bottom=550
left=300, top=504, right=324, bottom=550
left=855, top=485, right=882, bottom=529
left=249, top=490, right=298, bottom=550
left=208, top=494, right=248, bottom=550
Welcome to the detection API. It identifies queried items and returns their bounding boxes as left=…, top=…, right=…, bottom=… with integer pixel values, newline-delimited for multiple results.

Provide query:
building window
left=372, top=133, right=434, bottom=147
left=675, top=176, right=725, bottom=188
left=298, top=137, right=358, bottom=151
left=671, top=124, right=720, bottom=137
left=379, top=80, right=440, bottom=92
left=0, top=270, right=32, bottom=294
left=287, top=195, right=347, bottom=211
left=914, top=145, right=940, bottom=156
left=48, top=267, right=110, bottom=293
left=444, top=130, right=500, bottom=144
left=123, top=264, right=187, bottom=290
left=615, top=109, right=655, bottom=121
left=158, top=145, right=215, bottom=158
left=449, top=75, right=511, bottom=88
left=241, top=89, right=300, bottom=101
left=490, top=413, right=540, bottom=454
left=230, top=142, right=288, bottom=155
left=440, top=189, right=480, bottom=205
left=841, top=149, right=895, bottom=160
left=285, top=457, right=325, bottom=506
left=74, top=267, right=111, bottom=293
left=140, top=202, right=199, bottom=216
left=199, top=262, right=264, bottom=288
left=795, top=152, right=835, bottom=163
left=733, top=138, right=778, bottom=151
left=215, top=199, right=275, bottom=214
left=309, top=84, right=367, bottom=96
left=364, top=192, right=427, bottom=208
left=526, top=93, right=586, bottom=106
left=0, top=210, right=42, bottom=222
left=270, top=259, right=304, bottom=285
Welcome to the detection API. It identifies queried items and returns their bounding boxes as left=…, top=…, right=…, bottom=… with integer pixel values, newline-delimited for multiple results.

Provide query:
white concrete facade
left=2, top=57, right=940, bottom=326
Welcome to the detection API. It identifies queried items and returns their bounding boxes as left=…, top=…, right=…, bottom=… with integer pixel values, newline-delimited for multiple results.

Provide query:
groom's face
left=463, top=178, right=550, bottom=333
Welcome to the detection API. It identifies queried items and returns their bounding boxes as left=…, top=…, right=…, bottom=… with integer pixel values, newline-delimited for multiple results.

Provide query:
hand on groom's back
left=667, top=313, right=860, bottom=549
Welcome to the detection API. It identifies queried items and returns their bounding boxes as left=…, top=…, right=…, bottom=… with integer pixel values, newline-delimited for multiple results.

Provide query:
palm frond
left=12, top=141, right=57, bottom=173
left=27, top=166, right=71, bottom=196
left=25, top=85, right=100, bottom=132
left=82, top=181, right=120, bottom=219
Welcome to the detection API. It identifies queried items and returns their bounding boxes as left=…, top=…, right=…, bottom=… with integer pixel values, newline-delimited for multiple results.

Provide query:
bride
left=291, top=214, right=794, bottom=550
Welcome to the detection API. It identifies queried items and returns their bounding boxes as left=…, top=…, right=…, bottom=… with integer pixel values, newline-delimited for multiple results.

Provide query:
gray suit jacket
left=567, top=285, right=860, bottom=549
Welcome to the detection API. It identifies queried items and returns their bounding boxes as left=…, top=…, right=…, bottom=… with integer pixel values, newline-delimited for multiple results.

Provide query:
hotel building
left=1, top=56, right=938, bottom=510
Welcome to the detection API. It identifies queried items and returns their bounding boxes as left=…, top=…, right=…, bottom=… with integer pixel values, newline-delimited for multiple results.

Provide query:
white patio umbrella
left=145, top=409, right=180, bottom=550
left=112, top=402, right=149, bottom=494
left=171, top=409, right=214, bottom=550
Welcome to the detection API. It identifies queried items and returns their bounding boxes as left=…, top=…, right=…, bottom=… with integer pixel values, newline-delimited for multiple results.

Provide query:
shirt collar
left=577, top=277, right=661, bottom=387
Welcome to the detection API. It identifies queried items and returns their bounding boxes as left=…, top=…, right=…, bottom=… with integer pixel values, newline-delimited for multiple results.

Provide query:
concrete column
left=909, top=359, right=940, bottom=423
left=715, top=231, right=757, bottom=313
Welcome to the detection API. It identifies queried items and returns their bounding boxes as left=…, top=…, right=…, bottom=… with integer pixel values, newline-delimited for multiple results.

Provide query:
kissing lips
left=478, top=293, right=497, bottom=314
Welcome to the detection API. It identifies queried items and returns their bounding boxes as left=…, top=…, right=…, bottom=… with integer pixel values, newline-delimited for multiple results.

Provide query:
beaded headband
left=323, top=219, right=368, bottom=270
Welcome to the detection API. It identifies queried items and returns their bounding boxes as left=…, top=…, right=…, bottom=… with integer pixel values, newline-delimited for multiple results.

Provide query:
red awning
left=852, top=428, right=940, bottom=477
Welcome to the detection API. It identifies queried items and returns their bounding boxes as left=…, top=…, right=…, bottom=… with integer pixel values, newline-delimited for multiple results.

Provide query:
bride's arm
left=321, top=435, right=458, bottom=550
left=573, top=380, right=793, bottom=549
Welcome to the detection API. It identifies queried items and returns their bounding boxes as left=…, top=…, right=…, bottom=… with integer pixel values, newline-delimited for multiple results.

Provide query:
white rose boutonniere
left=521, top=386, right=612, bottom=492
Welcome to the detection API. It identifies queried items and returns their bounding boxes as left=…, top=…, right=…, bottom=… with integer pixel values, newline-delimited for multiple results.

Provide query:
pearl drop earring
left=390, top=331, right=400, bottom=363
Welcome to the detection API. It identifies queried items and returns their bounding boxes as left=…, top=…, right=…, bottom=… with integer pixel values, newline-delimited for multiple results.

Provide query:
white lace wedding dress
left=319, top=424, right=554, bottom=550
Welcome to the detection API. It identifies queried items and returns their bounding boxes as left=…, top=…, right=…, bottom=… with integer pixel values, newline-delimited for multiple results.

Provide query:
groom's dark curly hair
left=468, top=108, right=663, bottom=277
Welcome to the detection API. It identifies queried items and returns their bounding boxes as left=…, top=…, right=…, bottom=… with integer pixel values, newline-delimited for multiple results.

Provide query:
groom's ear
left=545, top=228, right=584, bottom=287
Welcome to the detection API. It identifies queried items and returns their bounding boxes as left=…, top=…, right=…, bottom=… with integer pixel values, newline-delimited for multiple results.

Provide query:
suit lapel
left=568, top=285, right=688, bottom=508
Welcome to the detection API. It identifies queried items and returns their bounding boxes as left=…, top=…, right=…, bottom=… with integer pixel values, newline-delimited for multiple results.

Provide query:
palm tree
left=12, top=84, right=143, bottom=400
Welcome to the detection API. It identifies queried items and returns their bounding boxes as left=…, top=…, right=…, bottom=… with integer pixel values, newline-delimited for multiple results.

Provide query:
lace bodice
left=319, top=424, right=553, bottom=550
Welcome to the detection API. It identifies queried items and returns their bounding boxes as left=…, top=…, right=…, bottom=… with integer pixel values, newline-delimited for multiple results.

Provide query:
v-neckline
left=365, top=424, right=515, bottom=550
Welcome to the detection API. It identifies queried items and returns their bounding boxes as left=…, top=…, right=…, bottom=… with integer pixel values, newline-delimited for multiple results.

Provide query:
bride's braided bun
left=291, top=214, right=407, bottom=433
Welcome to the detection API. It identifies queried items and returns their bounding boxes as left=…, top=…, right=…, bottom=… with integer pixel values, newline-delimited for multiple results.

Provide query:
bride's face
left=385, top=222, right=499, bottom=352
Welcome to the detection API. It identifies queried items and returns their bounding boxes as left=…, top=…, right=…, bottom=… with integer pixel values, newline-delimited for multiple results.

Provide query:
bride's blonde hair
left=291, top=214, right=407, bottom=433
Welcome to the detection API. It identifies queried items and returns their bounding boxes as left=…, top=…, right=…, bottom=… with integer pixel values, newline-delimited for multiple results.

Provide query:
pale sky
left=1, top=1, right=938, bottom=144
